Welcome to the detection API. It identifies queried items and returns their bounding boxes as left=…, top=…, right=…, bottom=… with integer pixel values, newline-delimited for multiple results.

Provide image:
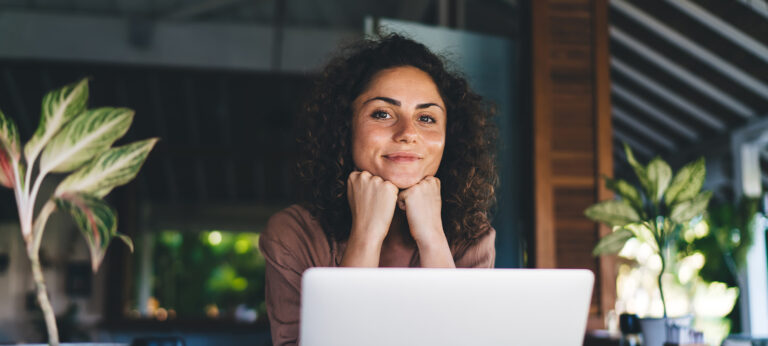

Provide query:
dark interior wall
left=0, top=60, right=312, bottom=212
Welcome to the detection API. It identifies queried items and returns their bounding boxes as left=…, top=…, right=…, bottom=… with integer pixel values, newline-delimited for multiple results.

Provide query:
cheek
left=425, top=131, right=446, bottom=171
left=351, top=124, right=382, bottom=168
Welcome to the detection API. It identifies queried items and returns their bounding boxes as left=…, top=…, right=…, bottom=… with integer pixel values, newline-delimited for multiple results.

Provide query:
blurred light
left=684, top=228, right=696, bottom=243
left=147, top=297, right=159, bottom=316
left=730, top=229, right=741, bottom=244
left=235, top=238, right=251, bottom=254
left=235, top=304, right=258, bottom=323
left=693, top=281, right=739, bottom=318
left=619, top=237, right=640, bottom=259
left=693, top=221, right=709, bottom=238
left=233, top=277, right=248, bottom=291
left=678, top=253, right=705, bottom=284
left=206, top=304, right=220, bottom=319
left=168, top=309, right=177, bottom=319
left=208, top=231, right=222, bottom=246
left=160, top=230, right=182, bottom=248
left=156, top=307, right=168, bottom=321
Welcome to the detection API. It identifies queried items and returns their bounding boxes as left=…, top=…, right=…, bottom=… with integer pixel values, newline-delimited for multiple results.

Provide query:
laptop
left=300, top=268, right=594, bottom=346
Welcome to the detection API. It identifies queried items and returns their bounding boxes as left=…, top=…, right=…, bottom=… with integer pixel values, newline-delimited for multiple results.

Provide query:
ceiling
left=608, top=0, right=768, bottom=199
left=0, top=0, right=519, bottom=36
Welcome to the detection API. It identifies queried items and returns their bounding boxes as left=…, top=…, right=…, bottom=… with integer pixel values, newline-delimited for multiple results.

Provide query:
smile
left=383, top=152, right=422, bottom=163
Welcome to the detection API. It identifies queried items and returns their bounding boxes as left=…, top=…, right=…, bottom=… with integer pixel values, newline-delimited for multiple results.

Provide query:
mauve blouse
left=258, top=204, right=496, bottom=346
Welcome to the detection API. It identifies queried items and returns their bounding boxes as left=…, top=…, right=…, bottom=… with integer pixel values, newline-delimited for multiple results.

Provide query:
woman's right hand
left=347, top=171, right=399, bottom=244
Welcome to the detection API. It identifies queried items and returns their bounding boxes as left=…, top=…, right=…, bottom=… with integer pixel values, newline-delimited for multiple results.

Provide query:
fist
left=347, top=171, right=399, bottom=241
left=397, top=176, right=443, bottom=243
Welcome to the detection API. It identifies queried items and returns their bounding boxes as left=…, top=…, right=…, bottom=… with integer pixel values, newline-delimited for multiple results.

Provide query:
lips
left=383, top=152, right=422, bottom=163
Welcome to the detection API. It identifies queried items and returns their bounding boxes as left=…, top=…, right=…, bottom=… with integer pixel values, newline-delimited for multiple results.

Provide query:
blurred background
left=0, top=0, right=522, bottom=345
left=0, top=0, right=767, bottom=345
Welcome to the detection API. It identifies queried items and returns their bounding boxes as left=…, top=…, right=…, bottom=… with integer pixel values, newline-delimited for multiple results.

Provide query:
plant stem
left=652, top=218, right=668, bottom=318
left=28, top=251, right=59, bottom=346
left=23, top=152, right=36, bottom=206
left=26, top=170, right=48, bottom=233
left=658, top=253, right=668, bottom=318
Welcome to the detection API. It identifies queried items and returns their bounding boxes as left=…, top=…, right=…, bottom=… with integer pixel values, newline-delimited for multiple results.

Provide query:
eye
left=418, top=115, right=436, bottom=123
left=371, top=110, right=391, bottom=119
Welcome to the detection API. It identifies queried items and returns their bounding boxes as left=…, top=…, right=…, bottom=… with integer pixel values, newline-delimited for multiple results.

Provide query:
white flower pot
left=639, top=315, right=693, bottom=346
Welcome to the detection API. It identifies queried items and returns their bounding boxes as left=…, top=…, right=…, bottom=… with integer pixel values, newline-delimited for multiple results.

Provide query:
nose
left=393, top=118, right=418, bottom=143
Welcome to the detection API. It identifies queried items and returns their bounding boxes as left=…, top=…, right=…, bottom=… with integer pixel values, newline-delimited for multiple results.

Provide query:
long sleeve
left=258, top=205, right=333, bottom=346
left=453, top=227, right=496, bottom=268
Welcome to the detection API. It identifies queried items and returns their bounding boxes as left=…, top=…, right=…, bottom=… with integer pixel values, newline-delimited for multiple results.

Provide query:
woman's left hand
left=397, top=176, right=444, bottom=245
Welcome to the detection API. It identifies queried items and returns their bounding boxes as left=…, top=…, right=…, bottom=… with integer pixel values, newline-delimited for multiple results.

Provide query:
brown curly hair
left=297, top=33, right=498, bottom=255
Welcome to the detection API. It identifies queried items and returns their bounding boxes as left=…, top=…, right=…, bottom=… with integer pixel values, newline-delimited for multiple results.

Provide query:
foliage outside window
left=128, top=230, right=267, bottom=324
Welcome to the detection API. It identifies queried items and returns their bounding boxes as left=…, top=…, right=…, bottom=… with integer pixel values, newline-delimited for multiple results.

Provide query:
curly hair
left=297, top=33, right=498, bottom=255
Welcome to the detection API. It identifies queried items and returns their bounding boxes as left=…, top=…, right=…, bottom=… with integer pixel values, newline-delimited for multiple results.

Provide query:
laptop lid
left=300, top=268, right=594, bottom=346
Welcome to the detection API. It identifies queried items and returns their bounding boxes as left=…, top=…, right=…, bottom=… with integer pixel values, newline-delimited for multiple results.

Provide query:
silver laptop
left=300, top=268, right=594, bottom=346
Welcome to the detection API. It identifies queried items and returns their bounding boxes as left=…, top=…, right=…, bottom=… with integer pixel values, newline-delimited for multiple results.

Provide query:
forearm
left=340, top=230, right=384, bottom=267
left=416, top=231, right=456, bottom=268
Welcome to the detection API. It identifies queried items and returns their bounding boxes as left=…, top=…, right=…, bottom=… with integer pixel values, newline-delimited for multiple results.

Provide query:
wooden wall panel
left=532, top=0, right=614, bottom=330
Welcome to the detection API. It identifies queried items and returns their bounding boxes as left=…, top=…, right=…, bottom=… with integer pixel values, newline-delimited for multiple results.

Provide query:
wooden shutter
left=531, top=0, right=615, bottom=329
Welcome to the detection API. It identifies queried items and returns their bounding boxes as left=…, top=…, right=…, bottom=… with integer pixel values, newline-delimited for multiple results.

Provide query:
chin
left=386, top=176, right=422, bottom=189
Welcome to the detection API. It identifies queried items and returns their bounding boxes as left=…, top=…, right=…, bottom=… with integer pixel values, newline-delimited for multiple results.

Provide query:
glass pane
left=128, top=230, right=266, bottom=323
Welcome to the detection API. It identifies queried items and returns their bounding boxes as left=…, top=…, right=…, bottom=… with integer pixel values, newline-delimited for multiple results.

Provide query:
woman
left=258, top=34, right=498, bottom=345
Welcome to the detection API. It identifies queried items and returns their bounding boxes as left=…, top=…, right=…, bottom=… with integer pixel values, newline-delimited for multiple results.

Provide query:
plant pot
left=639, top=315, right=693, bottom=346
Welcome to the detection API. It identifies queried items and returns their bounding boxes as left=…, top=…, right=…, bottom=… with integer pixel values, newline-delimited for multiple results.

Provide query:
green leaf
left=647, top=157, right=672, bottom=204
left=624, top=143, right=652, bottom=201
left=585, top=200, right=640, bottom=227
left=605, top=177, right=644, bottom=215
left=0, top=108, right=21, bottom=161
left=55, top=193, right=132, bottom=272
left=56, top=138, right=158, bottom=198
left=39, top=107, right=133, bottom=173
left=670, top=191, right=713, bottom=225
left=665, top=157, right=706, bottom=207
left=0, top=108, right=21, bottom=189
left=624, top=223, right=659, bottom=252
left=593, top=228, right=634, bottom=256
left=24, top=78, right=89, bottom=163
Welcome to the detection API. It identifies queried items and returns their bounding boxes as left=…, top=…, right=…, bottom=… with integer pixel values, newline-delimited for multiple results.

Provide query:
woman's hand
left=348, top=171, right=399, bottom=241
left=397, top=176, right=444, bottom=244
left=398, top=176, right=455, bottom=268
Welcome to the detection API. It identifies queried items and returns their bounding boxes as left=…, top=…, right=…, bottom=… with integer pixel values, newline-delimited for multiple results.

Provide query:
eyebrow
left=363, top=96, right=445, bottom=112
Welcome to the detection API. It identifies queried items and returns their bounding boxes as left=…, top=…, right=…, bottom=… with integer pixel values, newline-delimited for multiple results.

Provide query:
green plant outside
left=148, top=230, right=267, bottom=321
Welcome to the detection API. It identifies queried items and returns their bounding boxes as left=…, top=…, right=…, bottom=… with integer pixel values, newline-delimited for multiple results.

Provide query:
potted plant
left=585, top=144, right=711, bottom=346
left=0, top=78, right=157, bottom=345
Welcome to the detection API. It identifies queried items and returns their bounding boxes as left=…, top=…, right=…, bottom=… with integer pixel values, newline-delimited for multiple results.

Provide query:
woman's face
left=351, top=66, right=447, bottom=189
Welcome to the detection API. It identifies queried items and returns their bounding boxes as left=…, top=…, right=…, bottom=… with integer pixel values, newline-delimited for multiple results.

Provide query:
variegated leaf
left=56, top=138, right=158, bottom=198
left=55, top=193, right=133, bottom=272
left=585, top=200, right=640, bottom=227
left=623, top=143, right=652, bottom=201
left=0, top=108, right=21, bottom=189
left=624, top=223, right=659, bottom=252
left=593, top=228, right=634, bottom=256
left=665, top=157, right=706, bottom=207
left=670, top=191, right=713, bottom=225
left=0, top=108, right=21, bottom=160
left=40, top=107, right=133, bottom=173
left=647, top=157, right=672, bottom=205
left=0, top=150, right=14, bottom=188
left=605, top=177, right=644, bottom=215
left=24, top=78, right=89, bottom=163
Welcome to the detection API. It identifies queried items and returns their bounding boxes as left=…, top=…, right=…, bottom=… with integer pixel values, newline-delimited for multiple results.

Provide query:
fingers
left=396, top=184, right=412, bottom=211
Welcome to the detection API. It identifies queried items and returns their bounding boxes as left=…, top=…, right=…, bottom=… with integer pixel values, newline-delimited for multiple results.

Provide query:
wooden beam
left=532, top=0, right=556, bottom=269
left=593, top=0, right=615, bottom=329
